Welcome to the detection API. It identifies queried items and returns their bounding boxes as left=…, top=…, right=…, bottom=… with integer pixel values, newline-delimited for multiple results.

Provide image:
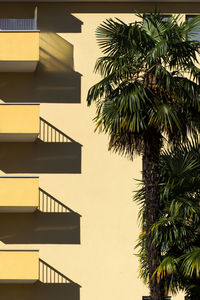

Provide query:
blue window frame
left=160, top=15, right=171, bottom=22
left=186, top=15, right=200, bottom=41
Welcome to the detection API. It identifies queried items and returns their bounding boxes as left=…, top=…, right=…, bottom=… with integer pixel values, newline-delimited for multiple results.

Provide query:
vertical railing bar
left=42, top=122, right=45, bottom=142
left=45, top=121, right=46, bottom=142
left=47, top=123, right=49, bottom=143
left=39, top=118, right=41, bottom=140
left=42, top=191, right=44, bottom=212
left=46, top=264, right=47, bottom=283
left=45, top=121, right=47, bottom=142
left=39, top=261, right=40, bottom=281
left=41, top=120, right=43, bottom=141
left=43, top=262, right=44, bottom=282
left=39, top=189, right=40, bottom=210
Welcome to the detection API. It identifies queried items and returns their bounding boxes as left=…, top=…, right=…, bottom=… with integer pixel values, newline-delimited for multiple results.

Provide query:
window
left=160, top=15, right=171, bottom=22
left=186, top=15, right=200, bottom=41
left=144, top=14, right=171, bottom=22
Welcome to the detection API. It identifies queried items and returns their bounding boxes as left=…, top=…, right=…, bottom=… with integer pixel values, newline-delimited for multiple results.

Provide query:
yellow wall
left=0, top=177, right=39, bottom=211
left=0, top=104, right=39, bottom=134
left=0, top=32, right=39, bottom=61
left=0, top=2, right=199, bottom=300
left=0, top=250, right=39, bottom=282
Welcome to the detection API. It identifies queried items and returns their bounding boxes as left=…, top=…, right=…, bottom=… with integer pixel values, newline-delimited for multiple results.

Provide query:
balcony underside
left=0, top=279, right=37, bottom=284
left=0, top=206, right=37, bottom=213
left=0, top=0, right=198, bottom=2
left=0, top=61, right=38, bottom=72
left=0, top=133, right=38, bottom=142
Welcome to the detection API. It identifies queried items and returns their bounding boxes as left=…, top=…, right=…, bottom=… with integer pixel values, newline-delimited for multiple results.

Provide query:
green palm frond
left=153, top=256, right=178, bottom=281
left=135, top=141, right=200, bottom=295
left=87, top=13, right=200, bottom=156
left=181, top=15, right=200, bottom=39
left=87, top=12, right=200, bottom=298
left=181, top=247, right=200, bottom=277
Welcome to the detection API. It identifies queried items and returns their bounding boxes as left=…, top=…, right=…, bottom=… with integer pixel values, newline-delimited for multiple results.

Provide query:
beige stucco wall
left=0, top=2, right=198, bottom=300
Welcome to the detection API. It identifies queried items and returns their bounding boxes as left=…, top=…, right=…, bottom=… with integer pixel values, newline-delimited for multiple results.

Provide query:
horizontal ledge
left=0, top=30, right=40, bottom=33
left=0, top=0, right=197, bottom=2
left=0, top=249, right=39, bottom=251
left=0, top=279, right=38, bottom=283
left=0, top=176, right=39, bottom=178
left=0, top=103, right=40, bottom=105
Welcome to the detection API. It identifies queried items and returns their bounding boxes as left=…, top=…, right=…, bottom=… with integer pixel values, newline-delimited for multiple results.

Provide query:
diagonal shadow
left=0, top=188, right=81, bottom=244
left=0, top=32, right=82, bottom=103
left=0, top=259, right=81, bottom=300
left=0, top=118, right=82, bottom=174
left=38, top=5, right=83, bottom=33
left=0, top=4, right=83, bottom=103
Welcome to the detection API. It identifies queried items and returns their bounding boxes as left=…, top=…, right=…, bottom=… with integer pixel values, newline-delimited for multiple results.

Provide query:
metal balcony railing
left=0, top=18, right=37, bottom=31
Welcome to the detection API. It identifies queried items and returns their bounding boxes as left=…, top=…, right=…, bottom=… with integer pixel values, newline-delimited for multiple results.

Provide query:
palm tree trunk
left=143, top=128, right=165, bottom=300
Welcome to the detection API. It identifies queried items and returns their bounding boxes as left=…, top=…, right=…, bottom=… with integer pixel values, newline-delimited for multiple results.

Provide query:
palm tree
left=136, top=143, right=200, bottom=300
left=87, top=13, right=200, bottom=300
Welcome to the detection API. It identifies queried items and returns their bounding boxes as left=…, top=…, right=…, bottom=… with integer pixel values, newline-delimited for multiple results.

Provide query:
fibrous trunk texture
left=143, top=129, right=165, bottom=300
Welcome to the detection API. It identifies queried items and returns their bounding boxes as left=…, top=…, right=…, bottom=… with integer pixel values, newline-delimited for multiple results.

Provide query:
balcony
left=0, top=176, right=39, bottom=212
left=0, top=103, right=40, bottom=142
left=0, top=250, right=39, bottom=283
left=0, top=19, right=39, bottom=72
left=0, top=0, right=197, bottom=2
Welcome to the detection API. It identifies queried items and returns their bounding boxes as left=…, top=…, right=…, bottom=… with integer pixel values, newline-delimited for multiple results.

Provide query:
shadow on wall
left=38, top=5, right=83, bottom=33
left=0, top=33, right=81, bottom=103
left=0, top=3, right=83, bottom=103
left=0, top=189, right=81, bottom=244
left=0, top=118, right=82, bottom=173
left=0, top=259, right=81, bottom=300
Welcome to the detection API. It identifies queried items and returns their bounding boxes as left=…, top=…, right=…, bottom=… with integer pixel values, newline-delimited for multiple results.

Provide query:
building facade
left=0, top=1, right=199, bottom=300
